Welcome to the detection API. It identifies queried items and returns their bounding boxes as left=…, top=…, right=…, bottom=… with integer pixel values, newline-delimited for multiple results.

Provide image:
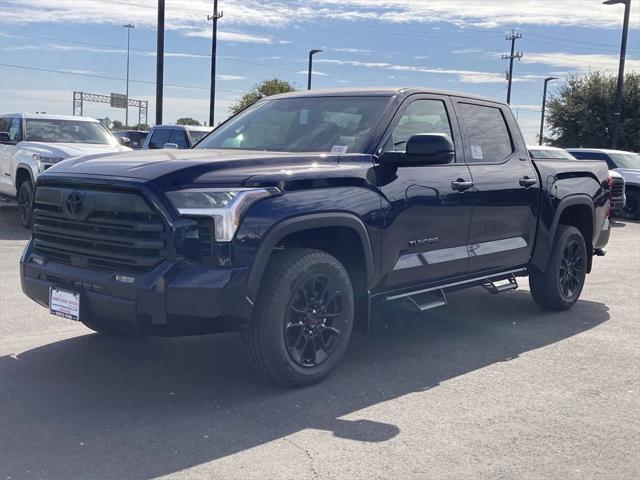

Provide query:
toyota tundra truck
left=20, top=88, right=612, bottom=386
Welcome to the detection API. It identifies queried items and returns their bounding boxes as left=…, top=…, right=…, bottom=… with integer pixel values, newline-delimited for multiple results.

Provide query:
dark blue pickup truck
left=21, top=88, right=611, bottom=386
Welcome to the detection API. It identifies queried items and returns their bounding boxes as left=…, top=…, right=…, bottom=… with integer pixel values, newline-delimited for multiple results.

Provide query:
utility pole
left=307, top=49, right=322, bottom=90
left=208, top=0, right=223, bottom=127
left=603, top=0, right=631, bottom=149
left=539, top=77, right=558, bottom=145
left=502, top=30, right=523, bottom=105
left=122, top=23, right=135, bottom=127
left=155, top=0, right=165, bottom=125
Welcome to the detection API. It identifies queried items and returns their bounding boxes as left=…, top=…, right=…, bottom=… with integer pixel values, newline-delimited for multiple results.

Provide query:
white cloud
left=326, top=47, right=372, bottom=54
left=217, top=74, right=246, bottom=81
left=183, top=30, right=276, bottom=44
left=296, top=70, right=329, bottom=76
left=522, top=52, right=640, bottom=74
left=315, top=58, right=536, bottom=84
left=0, top=0, right=637, bottom=31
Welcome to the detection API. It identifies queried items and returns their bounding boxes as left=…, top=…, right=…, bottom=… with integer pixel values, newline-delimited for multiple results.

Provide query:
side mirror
left=118, top=136, right=132, bottom=147
left=382, top=133, right=455, bottom=167
left=163, top=143, right=179, bottom=150
left=0, top=132, right=11, bottom=143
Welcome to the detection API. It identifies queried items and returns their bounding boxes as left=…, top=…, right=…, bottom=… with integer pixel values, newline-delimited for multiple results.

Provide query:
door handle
left=451, top=179, right=474, bottom=192
left=519, top=176, right=538, bottom=188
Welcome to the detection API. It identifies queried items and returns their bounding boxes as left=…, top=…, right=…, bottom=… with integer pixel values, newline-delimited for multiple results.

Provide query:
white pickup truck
left=0, top=113, right=131, bottom=227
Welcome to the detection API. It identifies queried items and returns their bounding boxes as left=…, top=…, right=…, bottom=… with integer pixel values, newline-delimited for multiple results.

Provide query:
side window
left=8, top=117, right=22, bottom=142
left=0, top=117, right=10, bottom=133
left=458, top=103, right=513, bottom=163
left=169, top=129, right=190, bottom=149
left=148, top=129, right=172, bottom=149
left=385, top=99, right=452, bottom=153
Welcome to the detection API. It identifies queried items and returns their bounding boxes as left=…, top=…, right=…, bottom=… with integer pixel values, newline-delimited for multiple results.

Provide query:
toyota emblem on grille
left=64, top=191, right=84, bottom=216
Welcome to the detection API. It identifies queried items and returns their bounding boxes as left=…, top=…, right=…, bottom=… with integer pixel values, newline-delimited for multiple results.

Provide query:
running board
left=382, top=268, right=527, bottom=303
left=482, top=274, right=518, bottom=294
left=405, top=289, right=447, bottom=312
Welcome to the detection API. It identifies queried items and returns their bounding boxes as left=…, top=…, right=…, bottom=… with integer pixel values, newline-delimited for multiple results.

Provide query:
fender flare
left=14, top=162, right=36, bottom=187
left=245, top=212, right=375, bottom=302
left=550, top=195, right=596, bottom=245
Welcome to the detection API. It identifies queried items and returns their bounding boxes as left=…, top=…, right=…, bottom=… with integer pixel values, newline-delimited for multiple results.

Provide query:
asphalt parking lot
left=1, top=207, right=638, bottom=480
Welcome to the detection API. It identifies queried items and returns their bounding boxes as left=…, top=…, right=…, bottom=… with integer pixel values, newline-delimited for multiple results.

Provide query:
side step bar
left=383, top=268, right=526, bottom=304
left=482, top=274, right=518, bottom=294
left=405, top=289, right=447, bottom=312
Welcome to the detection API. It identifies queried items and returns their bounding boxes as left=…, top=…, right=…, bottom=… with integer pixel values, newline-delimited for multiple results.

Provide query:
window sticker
left=331, top=145, right=349, bottom=154
left=299, top=110, right=309, bottom=125
left=471, top=145, right=484, bottom=160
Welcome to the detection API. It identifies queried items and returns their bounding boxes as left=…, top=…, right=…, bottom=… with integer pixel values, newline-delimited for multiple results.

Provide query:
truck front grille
left=32, top=185, right=167, bottom=273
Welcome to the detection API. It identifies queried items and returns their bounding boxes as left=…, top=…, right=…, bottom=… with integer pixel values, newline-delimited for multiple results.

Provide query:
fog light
left=115, top=275, right=136, bottom=284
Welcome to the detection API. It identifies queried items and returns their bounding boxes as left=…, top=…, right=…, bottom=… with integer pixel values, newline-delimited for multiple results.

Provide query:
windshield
left=529, top=148, right=575, bottom=160
left=189, top=130, right=209, bottom=144
left=196, top=96, right=391, bottom=153
left=25, top=119, right=118, bottom=145
left=609, top=152, right=640, bottom=169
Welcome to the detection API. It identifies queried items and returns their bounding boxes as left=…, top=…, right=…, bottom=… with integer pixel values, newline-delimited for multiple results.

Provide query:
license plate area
left=49, top=287, right=80, bottom=321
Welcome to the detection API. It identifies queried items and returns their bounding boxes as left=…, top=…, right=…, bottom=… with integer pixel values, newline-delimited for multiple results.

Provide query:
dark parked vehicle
left=21, top=88, right=611, bottom=386
left=529, top=145, right=626, bottom=215
left=567, top=148, right=640, bottom=220
left=143, top=124, right=212, bottom=150
left=112, top=130, right=148, bottom=149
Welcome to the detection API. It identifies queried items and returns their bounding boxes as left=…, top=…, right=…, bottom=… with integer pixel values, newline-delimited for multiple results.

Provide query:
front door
left=0, top=116, right=20, bottom=195
left=454, top=99, right=540, bottom=273
left=377, top=95, right=474, bottom=291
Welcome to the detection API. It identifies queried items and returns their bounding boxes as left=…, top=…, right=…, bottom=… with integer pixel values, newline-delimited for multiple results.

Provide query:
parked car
left=22, top=88, right=611, bottom=386
left=567, top=148, right=640, bottom=220
left=528, top=145, right=626, bottom=215
left=143, top=125, right=212, bottom=150
left=0, top=113, right=131, bottom=227
left=112, top=130, right=148, bottom=149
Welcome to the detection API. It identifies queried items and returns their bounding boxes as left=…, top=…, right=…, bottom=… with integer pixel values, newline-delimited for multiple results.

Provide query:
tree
left=229, top=78, right=296, bottom=115
left=111, top=120, right=125, bottom=130
left=546, top=71, right=640, bottom=151
left=176, top=117, right=201, bottom=126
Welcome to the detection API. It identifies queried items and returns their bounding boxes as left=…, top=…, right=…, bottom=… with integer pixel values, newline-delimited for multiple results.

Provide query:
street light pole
left=603, top=0, right=631, bottom=149
left=539, top=76, right=558, bottom=145
left=307, top=49, right=322, bottom=90
left=123, top=23, right=135, bottom=127
left=155, top=0, right=165, bottom=126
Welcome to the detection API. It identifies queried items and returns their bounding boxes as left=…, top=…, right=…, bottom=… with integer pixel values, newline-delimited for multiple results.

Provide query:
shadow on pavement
left=0, top=289, right=609, bottom=480
left=0, top=208, right=30, bottom=241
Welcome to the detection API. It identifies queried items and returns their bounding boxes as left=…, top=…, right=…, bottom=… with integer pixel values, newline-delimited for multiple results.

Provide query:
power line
left=502, top=30, right=523, bottom=105
left=0, top=63, right=244, bottom=93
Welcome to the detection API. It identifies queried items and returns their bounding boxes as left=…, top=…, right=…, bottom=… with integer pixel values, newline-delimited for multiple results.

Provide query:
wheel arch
left=14, top=164, right=35, bottom=193
left=246, top=213, right=375, bottom=332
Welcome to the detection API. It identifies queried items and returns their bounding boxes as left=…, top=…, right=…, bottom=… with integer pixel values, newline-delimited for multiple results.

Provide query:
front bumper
left=20, top=241, right=253, bottom=336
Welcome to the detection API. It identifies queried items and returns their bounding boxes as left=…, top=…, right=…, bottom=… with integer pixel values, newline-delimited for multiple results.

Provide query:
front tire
left=243, top=248, right=354, bottom=387
left=529, top=225, right=587, bottom=311
left=17, top=180, right=34, bottom=229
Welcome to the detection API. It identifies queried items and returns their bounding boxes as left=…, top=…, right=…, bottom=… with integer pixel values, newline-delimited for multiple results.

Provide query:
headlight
left=33, top=154, right=64, bottom=172
left=167, top=187, right=280, bottom=241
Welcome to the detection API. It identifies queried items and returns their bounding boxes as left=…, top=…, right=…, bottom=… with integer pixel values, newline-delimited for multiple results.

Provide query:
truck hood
left=613, top=168, right=640, bottom=186
left=19, top=142, right=131, bottom=158
left=43, top=149, right=374, bottom=189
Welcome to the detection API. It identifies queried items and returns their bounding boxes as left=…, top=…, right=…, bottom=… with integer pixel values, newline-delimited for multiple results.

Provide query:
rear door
left=454, top=99, right=540, bottom=273
left=377, top=95, right=474, bottom=290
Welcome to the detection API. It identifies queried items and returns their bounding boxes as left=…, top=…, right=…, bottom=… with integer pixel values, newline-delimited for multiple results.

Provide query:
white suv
left=0, top=113, right=131, bottom=227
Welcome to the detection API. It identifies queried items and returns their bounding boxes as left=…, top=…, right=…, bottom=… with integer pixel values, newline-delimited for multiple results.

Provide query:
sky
left=0, top=0, right=639, bottom=144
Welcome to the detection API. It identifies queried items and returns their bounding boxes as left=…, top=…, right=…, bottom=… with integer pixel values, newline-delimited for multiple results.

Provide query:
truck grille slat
left=32, top=185, right=167, bottom=273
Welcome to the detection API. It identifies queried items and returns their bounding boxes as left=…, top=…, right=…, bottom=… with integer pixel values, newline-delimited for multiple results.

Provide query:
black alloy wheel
left=284, top=274, right=347, bottom=368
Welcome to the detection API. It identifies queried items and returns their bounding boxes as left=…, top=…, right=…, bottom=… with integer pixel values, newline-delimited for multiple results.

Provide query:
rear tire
left=242, top=248, right=354, bottom=387
left=529, top=225, right=587, bottom=311
left=17, top=179, right=33, bottom=229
